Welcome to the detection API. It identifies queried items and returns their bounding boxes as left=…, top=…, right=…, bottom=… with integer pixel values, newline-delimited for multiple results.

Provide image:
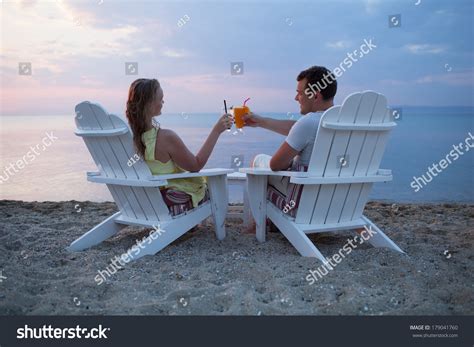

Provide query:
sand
left=0, top=200, right=472, bottom=315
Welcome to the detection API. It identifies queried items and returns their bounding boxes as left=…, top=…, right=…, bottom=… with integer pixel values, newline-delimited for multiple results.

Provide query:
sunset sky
left=1, top=0, right=473, bottom=116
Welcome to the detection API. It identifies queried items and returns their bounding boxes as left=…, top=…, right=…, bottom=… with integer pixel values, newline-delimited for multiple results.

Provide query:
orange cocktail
left=233, top=106, right=250, bottom=129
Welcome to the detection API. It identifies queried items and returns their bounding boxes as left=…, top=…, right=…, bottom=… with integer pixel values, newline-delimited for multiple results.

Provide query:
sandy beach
left=0, top=200, right=472, bottom=315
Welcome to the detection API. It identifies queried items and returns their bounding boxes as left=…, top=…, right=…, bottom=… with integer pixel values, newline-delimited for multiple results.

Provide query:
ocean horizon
left=1, top=106, right=473, bottom=203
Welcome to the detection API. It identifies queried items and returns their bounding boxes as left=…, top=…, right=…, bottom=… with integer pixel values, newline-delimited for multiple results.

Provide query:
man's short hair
left=297, top=66, right=337, bottom=100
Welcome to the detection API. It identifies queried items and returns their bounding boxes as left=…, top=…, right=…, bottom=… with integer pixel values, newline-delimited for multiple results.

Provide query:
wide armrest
left=155, top=168, right=234, bottom=180
left=322, top=121, right=396, bottom=131
left=239, top=168, right=393, bottom=184
left=86, top=168, right=233, bottom=187
left=227, top=172, right=247, bottom=180
left=290, top=169, right=392, bottom=184
left=75, top=127, right=129, bottom=137
left=87, top=172, right=167, bottom=187
left=239, top=168, right=308, bottom=177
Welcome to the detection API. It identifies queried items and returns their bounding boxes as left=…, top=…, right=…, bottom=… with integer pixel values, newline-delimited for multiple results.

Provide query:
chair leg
left=361, top=216, right=405, bottom=253
left=67, top=212, right=125, bottom=251
left=247, top=175, right=268, bottom=242
left=242, top=184, right=250, bottom=228
left=207, top=175, right=228, bottom=240
left=126, top=205, right=211, bottom=261
left=267, top=205, right=327, bottom=262
left=281, top=225, right=327, bottom=262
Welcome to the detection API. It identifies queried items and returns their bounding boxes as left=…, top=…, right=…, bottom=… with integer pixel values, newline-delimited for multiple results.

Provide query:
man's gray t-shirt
left=285, top=112, right=322, bottom=166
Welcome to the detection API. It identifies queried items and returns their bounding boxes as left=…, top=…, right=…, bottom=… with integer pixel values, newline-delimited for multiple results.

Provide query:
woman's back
left=125, top=77, right=232, bottom=208
left=142, top=125, right=207, bottom=207
left=142, top=126, right=176, bottom=174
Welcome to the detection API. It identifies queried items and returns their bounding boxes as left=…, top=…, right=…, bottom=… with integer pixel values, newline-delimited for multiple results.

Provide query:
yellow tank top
left=141, top=126, right=207, bottom=207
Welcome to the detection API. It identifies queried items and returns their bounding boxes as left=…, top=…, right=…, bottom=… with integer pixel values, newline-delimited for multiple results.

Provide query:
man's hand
left=243, top=113, right=296, bottom=136
left=242, top=112, right=263, bottom=127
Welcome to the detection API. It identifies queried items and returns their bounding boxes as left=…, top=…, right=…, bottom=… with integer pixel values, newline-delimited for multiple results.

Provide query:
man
left=243, top=65, right=337, bottom=201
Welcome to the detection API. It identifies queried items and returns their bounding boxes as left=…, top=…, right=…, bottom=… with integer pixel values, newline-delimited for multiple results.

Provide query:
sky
left=0, top=0, right=473, bottom=116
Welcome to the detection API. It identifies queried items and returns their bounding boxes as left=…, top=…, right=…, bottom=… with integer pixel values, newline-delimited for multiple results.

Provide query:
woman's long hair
left=125, top=78, right=160, bottom=157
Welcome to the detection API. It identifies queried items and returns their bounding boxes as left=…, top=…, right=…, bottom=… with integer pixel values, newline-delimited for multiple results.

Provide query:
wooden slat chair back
left=68, top=101, right=232, bottom=260
left=296, top=91, right=392, bottom=226
left=241, top=91, right=404, bottom=262
left=75, top=101, right=171, bottom=223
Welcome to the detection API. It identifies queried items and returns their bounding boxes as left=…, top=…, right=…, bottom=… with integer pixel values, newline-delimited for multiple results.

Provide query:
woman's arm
left=164, top=114, right=232, bottom=172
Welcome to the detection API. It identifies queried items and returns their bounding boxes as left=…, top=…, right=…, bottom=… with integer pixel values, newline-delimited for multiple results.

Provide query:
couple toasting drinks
left=125, top=65, right=337, bottom=222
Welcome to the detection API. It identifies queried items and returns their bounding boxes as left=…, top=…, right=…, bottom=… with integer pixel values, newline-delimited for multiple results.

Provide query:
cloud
left=162, top=48, right=190, bottom=58
left=158, top=72, right=294, bottom=112
left=381, top=70, right=473, bottom=87
left=0, top=0, right=168, bottom=86
left=364, top=0, right=380, bottom=14
left=415, top=70, right=473, bottom=86
left=379, top=79, right=408, bottom=86
left=326, top=40, right=351, bottom=49
left=404, top=44, right=446, bottom=55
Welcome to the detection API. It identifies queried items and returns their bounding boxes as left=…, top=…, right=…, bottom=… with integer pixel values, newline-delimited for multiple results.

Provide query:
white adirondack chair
left=68, top=101, right=233, bottom=260
left=240, top=91, right=404, bottom=262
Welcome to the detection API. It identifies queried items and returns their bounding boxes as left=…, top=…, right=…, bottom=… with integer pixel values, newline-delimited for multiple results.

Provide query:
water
left=0, top=107, right=473, bottom=203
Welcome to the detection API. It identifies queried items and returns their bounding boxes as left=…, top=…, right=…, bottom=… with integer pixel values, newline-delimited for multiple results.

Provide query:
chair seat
left=161, top=188, right=210, bottom=216
left=266, top=162, right=307, bottom=218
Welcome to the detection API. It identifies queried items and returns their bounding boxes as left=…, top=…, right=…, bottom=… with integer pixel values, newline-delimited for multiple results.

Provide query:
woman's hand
left=213, top=113, right=234, bottom=134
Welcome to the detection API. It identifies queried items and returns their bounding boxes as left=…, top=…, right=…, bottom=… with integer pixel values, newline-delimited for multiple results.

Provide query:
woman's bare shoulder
left=157, top=128, right=178, bottom=138
left=156, top=128, right=182, bottom=147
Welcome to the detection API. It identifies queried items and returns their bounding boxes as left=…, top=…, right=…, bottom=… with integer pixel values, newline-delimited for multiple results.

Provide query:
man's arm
left=260, top=117, right=296, bottom=136
left=243, top=113, right=296, bottom=136
left=269, top=142, right=299, bottom=171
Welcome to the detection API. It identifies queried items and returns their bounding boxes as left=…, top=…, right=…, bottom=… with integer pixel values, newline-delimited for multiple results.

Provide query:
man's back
left=285, top=112, right=323, bottom=166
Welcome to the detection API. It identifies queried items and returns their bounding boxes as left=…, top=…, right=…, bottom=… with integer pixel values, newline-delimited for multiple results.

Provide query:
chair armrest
left=227, top=172, right=247, bottom=181
left=75, top=127, right=129, bottom=137
left=239, top=168, right=308, bottom=177
left=377, top=169, right=392, bottom=176
left=86, top=169, right=233, bottom=187
left=154, top=168, right=234, bottom=180
left=87, top=173, right=168, bottom=187
left=290, top=169, right=393, bottom=184
left=239, top=168, right=392, bottom=184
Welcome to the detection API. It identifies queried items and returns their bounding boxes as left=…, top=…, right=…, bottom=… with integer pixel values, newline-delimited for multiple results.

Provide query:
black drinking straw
left=224, top=100, right=231, bottom=130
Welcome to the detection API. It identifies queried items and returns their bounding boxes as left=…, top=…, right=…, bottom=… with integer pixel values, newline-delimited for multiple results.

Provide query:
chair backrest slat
left=75, top=102, right=152, bottom=180
left=108, top=185, right=133, bottom=218
left=310, top=93, right=367, bottom=224
left=294, top=91, right=393, bottom=225
left=75, top=101, right=171, bottom=222
left=294, top=106, right=341, bottom=224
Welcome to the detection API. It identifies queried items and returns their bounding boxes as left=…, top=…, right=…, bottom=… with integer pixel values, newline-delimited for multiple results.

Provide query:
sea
left=1, top=107, right=473, bottom=203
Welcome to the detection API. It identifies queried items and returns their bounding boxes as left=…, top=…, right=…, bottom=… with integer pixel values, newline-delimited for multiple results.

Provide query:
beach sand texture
left=0, top=200, right=472, bottom=315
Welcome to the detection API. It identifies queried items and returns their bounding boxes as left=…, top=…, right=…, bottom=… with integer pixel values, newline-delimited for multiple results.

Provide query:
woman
left=125, top=78, right=232, bottom=214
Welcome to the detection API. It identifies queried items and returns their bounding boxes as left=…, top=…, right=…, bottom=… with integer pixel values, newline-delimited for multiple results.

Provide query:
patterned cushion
left=266, top=161, right=308, bottom=218
left=160, top=188, right=210, bottom=217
